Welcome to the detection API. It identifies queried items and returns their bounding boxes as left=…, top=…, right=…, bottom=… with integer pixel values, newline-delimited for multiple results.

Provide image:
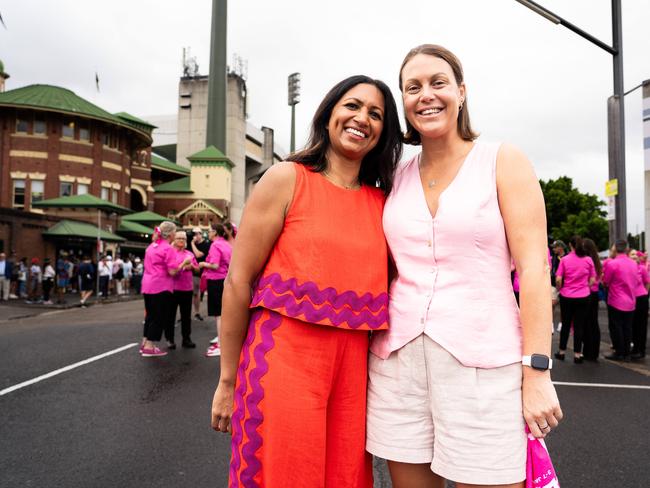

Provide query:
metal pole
left=290, top=104, right=296, bottom=153
left=611, top=0, right=626, bottom=241
left=206, top=0, right=227, bottom=153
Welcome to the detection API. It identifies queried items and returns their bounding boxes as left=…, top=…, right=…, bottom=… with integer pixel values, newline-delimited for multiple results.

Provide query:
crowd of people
left=550, top=236, right=649, bottom=363
left=0, top=250, right=144, bottom=306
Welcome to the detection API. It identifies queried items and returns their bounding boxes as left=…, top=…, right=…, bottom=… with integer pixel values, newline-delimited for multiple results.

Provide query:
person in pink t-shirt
left=630, top=249, right=650, bottom=359
left=140, top=221, right=193, bottom=357
left=555, top=235, right=596, bottom=363
left=582, top=238, right=603, bottom=361
left=200, top=223, right=233, bottom=357
left=168, top=231, right=200, bottom=349
left=603, top=240, right=640, bottom=361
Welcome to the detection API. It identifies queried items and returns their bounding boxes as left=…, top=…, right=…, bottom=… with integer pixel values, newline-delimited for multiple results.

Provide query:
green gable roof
left=151, top=154, right=190, bottom=175
left=0, top=84, right=151, bottom=142
left=43, top=219, right=125, bottom=242
left=153, top=176, right=192, bottom=193
left=122, top=210, right=174, bottom=224
left=187, top=145, right=233, bottom=168
left=32, top=193, right=131, bottom=214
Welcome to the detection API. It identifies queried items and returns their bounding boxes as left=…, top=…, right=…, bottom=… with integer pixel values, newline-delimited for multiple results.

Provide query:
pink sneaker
left=141, top=346, right=168, bottom=357
left=205, top=342, right=221, bottom=357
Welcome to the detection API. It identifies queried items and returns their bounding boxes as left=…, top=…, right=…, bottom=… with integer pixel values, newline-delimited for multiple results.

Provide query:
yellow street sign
left=605, top=179, right=618, bottom=197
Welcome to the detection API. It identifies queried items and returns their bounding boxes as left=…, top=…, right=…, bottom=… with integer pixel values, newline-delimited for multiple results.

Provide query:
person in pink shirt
left=582, top=238, right=603, bottom=361
left=602, top=240, right=640, bottom=361
left=140, top=221, right=193, bottom=357
left=366, top=44, right=562, bottom=488
left=168, top=231, right=200, bottom=349
left=200, top=223, right=232, bottom=357
left=554, top=235, right=596, bottom=363
left=630, top=249, right=649, bottom=359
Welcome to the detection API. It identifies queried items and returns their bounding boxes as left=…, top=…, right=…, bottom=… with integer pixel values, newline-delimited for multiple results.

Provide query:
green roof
left=151, top=154, right=190, bottom=175
left=122, top=210, right=173, bottom=224
left=118, top=220, right=155, bottom=235
left=153, top=176, right=192, bottom=193
left=32, top=193, right=132, bottom=214
left=114, top=112, right=156, bottom=134
left=43, top=219, right=125, bottom=242
left=188, top=145, right=233, bottom=168
left=0, top=84, right=151, bottom=142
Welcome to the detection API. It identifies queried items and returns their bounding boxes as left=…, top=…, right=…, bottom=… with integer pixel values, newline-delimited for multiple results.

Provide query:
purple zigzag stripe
left=251, top=290, right=387, bottom=329
left=239, top=311, right=283, bottom=487
left=256, top=273, right=388, bottom=312
left=229, top=309, right=262, bottom=488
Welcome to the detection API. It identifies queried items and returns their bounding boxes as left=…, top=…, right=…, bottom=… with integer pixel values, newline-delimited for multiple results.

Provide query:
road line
left=0, top=343, right=139, bottom=396
left=553, top=381, right=650, bottom=390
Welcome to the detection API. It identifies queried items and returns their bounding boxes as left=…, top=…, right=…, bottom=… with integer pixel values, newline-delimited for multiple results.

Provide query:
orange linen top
left=250, top=162, right=388, bottom=330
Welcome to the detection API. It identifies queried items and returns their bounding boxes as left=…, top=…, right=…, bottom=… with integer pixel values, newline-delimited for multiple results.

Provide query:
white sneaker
left=556, top=322, right=562, bottom=332
left=205, top=343, right=221, bottom=357
left=209, top=336, right=219, bottom=344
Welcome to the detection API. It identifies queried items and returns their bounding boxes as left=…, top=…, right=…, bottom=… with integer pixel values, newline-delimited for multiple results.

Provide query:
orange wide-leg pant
left=229, top=308, right=372, bottom=488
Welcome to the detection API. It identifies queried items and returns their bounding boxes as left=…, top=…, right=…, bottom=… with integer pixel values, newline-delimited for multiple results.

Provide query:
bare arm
left=191, top=239, right=206, bottom=259
left=212, top=162, right=296, bottom=433
left=497, top=143, right=563, bottom=438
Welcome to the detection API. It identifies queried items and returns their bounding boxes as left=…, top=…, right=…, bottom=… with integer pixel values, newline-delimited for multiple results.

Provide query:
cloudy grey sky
left=2, top=0, right=649, bottom=232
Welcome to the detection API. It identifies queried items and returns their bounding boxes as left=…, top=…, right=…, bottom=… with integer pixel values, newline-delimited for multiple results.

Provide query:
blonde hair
left=159, top=221, right=177, bottom=239
left=399, top=44, right=479, bottom=145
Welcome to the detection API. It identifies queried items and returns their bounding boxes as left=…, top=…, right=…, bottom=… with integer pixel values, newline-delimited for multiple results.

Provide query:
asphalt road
left=1, top=300, right=649, bottom=488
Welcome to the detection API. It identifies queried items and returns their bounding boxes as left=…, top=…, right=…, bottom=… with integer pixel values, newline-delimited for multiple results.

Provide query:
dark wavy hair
left=286, top=75, right=402, bottom=195
left=582, top=238, right=602, bottom=277
left=569, top=235, right=586, bottom=257
left=398, top=44, right=479, bottom=145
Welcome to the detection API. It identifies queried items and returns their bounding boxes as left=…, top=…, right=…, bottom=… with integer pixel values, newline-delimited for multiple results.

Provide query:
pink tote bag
left=525, top=427, right=560, bottom=488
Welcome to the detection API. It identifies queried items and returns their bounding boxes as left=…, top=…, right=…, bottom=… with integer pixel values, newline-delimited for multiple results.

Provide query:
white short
left=366, top=334, right=526, bottom=485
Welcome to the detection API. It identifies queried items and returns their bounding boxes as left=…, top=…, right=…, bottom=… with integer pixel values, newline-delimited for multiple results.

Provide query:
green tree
left=539, top=176, right=609, bottom=250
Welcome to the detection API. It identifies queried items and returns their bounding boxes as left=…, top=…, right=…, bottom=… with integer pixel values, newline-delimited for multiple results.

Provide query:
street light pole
left=288, top=72, right=301, bottom=153
left=515, top=0, right=627, bottom=241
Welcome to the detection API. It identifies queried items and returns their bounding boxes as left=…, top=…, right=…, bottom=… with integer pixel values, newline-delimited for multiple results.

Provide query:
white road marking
left=0, top=343, right=139, bottom=396
left=553, top=381, right=650, bottom=390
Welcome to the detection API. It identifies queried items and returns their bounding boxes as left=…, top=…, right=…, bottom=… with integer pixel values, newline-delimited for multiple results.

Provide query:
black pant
left=42, top=278, right=54, bottom=301
left=632, top=294, right=649, bottom=355
left=143, top=291, right=174, bottom=342
left=167, top=290, right=193, bottom=343
left=559, top=295, right=589, bottom=354
left=607, top=305, right=635, bottom=357
left=582, top=292, right=601, bottom=360
left=99, top=276, right=109, bottom=297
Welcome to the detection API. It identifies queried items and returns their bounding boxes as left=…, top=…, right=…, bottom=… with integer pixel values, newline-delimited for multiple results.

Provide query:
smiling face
left=326, top=83, right=385, bottom=163
left=401, top=53, right=465, bottom=141
left=174, top=231, right=187, bottom=250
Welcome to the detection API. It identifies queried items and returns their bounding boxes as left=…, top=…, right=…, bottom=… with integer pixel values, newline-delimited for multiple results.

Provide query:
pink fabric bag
left=526, top=427, right=560, bottom=488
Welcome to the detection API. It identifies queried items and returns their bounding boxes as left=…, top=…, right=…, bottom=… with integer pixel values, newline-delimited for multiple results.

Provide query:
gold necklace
left=322, top=170, right=361, bottom=190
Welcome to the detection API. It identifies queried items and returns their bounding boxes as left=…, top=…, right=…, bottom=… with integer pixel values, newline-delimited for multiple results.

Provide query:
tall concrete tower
left=643, top=80, right=650, bottom=248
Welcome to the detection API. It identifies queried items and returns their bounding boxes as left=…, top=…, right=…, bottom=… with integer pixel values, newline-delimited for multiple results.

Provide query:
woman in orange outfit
left=210, top=75, right=402, bottom=487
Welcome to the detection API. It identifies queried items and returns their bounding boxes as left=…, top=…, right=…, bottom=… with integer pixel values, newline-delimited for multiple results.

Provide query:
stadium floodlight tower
left=288, top=72, right=301, bottom=153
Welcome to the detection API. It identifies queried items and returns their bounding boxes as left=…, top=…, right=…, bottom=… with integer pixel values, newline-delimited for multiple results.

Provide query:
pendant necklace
left=427, top=179, right=436, bottom=188
left=322, top=169, right=360, bottom=190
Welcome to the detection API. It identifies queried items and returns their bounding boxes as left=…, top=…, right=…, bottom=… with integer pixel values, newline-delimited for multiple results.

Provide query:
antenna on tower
left=182, top=47, right=200, bottom=77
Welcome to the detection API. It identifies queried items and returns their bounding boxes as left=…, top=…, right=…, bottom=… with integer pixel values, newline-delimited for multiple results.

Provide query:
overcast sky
left=2, top=0, right=649, bottom=233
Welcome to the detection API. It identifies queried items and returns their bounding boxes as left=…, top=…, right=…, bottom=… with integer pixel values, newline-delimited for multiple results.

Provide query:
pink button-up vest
left=370, top=142, right=522, bottom=368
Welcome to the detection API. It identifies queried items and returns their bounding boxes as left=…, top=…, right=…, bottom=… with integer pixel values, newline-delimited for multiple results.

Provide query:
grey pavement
left=1, top=300, right=649, bottom=487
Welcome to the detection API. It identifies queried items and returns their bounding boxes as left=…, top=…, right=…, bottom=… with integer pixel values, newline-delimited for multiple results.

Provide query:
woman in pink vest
left=582, top=238, right=603, bottom=361
left=630, top=249, right=649, bottom=359
left=366, top=44, right=563, bottom=488
left=555, top=235, right=596, bottom=363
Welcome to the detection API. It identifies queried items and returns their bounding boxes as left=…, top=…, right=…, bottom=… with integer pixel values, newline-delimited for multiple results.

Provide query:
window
left=16, top=117, right=29, bottom=133
left=102, top=131, right=109, bottom=146
left=111, top=189, right=118, bottom=204
left=62, top=120, right=75, bottom=138
left=34, top=120, right=46, bottom=135
left=110, top=132, right=118, bottom=148
left=60, top=182, right=73, bottom=197
left=79, top=124, right=90, bottom=141
left=101, top=187, right=109, bottom=200
left=77, top=183, right=89, bottom=195
left=12, top=180, right=25, bottom=208
left=31, top=180, right=44, bottom=205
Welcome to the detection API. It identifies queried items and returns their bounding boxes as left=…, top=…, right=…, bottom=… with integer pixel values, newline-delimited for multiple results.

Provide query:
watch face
left=531, top=354, right=550, bottom=370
